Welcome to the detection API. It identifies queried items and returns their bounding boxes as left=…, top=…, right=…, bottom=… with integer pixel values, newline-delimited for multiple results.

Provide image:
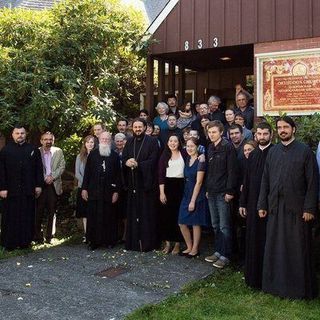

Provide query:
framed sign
left=256, top=48, right=320, bottom=116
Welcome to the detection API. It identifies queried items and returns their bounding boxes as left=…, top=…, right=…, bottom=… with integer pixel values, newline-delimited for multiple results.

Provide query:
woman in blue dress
left=178, top=137, right=208, bottom=257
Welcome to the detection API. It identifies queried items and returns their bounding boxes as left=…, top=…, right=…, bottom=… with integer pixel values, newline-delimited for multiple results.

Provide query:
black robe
left=239, top=144, right=273, bottom=289
left=257, top=140, right=319, bottom=299
left=122, top=134, right=159, bottom=252
left=82, top=149, right=121, bottom=248
left=0, top=142, right=43, bottom=249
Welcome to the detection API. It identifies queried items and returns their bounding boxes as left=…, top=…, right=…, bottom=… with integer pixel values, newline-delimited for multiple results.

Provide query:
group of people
left=0, top=89, right=319, bottom=301
left=0, top=129, right=65, bottom=250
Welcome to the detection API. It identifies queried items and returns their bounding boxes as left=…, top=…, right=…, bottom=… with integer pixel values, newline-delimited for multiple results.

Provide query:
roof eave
left=146, top=0, right=179, bottom=35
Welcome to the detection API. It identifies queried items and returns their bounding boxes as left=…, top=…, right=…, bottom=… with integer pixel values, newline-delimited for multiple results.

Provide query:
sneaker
left=213, top=259, right=228, bottom=269
left=205, top=254, right=219, bottom=263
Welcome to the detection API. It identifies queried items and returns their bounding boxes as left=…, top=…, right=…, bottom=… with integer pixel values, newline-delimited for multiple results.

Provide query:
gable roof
left=143, top=0, right=178, bottom=34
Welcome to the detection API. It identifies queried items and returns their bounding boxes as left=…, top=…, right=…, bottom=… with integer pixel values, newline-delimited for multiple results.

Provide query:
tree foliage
left=262, top=112, right=320, bottom=151
left=0, top=0, right=147, bottom=143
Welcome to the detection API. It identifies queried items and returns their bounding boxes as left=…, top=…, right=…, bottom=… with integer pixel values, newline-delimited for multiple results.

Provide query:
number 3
left=213, top=37, right=218, bottom=48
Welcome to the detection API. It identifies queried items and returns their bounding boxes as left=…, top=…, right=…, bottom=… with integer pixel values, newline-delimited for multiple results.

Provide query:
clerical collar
left=15, top=141, right=26, bottom=146
left=134, top=133, right=145, bottom=141
left=281, top=137, right=295, bottom=146
left=259, top=142, right=271, bottom=151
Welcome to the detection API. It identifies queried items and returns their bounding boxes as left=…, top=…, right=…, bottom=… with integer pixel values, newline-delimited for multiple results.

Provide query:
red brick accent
left=254, top=37, right=320, bottom=55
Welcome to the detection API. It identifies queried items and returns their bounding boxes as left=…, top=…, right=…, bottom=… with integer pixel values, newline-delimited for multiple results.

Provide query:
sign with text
left=256, top=49, right=320, bottom=116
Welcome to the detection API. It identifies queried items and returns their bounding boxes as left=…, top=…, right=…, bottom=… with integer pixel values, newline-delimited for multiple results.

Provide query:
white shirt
left=166, top=153, right=184, bottom=178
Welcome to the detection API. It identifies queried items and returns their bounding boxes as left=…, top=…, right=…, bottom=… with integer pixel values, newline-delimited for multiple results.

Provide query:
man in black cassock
left=82, top=131, right=121, bottom=250
left=0, top=126, right=43, bottom=250
left=239, top=122, right=273, bottom=289
left=257, top=116, right=319, bottom=299
left=122, top=118, right=159, bottom=252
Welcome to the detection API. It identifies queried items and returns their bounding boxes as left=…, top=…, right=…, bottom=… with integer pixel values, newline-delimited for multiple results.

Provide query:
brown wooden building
left=144, top=0, right=320, bottom=116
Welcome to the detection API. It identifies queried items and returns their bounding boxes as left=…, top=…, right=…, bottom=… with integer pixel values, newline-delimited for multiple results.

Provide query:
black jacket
left=0, top=142, right=43, bottom=197
left=82, top=149, right=121, bottom=202
left=206, top=139, right=238, bottom=195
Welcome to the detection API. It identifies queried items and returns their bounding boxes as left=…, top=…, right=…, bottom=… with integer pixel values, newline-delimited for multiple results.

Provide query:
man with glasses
left=234, top=93, right=254, bottom=130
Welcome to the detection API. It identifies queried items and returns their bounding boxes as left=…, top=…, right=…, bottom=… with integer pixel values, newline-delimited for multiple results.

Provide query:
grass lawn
left=126, top=268, right=320, bottom=320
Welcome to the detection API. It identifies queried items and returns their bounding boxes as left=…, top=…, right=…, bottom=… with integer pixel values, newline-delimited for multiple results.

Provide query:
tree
left=0, top=0, right=148, bottom=144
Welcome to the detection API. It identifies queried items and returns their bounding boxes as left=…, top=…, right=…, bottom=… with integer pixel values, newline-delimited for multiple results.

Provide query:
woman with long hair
left=158, top=134, right=185, bottom=254
left=178, top=137, right=208, bottom=258
left=177, top=101, right=196, bottom=129
left=224, top=108, right=235, bottom=139
left=75, top=135, right=95, bottom=241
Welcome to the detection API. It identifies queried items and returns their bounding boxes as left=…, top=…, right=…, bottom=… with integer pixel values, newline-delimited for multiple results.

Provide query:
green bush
left=0, top=0, right=148, bottom=142
left=261, top=112, right=320, bottom=151
left=295, top=113, right=320, bottom=151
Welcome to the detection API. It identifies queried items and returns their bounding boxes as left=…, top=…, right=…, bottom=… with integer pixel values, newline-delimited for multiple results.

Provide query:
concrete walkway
left=0, top=242, right=214, bottom=320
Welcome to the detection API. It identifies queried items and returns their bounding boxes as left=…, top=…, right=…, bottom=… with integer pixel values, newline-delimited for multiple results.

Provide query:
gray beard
left=99, top=144, right=111, bottom=157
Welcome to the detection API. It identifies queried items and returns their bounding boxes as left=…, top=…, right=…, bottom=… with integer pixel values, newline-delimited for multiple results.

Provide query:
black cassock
left=0, top=142, right=43, bottom=249
left=82, top=149, right=121, bottom=248
left=257, top=140, right=319, bottom=299
left=240, top=144, right=273, bottom=289
left=122, top=134, right=159, bottom=252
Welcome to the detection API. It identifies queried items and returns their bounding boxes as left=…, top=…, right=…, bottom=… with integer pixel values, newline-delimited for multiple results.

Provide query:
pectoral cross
left=102, top=160, right=106, bottom=172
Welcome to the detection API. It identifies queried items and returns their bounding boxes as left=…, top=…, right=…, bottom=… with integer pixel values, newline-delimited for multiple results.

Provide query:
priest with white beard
left=82, top=131, right=121, bottom=250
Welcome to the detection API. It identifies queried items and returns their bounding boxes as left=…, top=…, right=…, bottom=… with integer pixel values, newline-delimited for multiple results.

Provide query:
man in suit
left=0, top=125, right=43, bottom=250
left=34, top=132, right=65, bottom=244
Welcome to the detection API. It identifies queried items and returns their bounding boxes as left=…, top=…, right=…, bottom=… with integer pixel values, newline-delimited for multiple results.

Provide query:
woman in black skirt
left=75, top=135, right=95, bottom=241
left=158, top=134, right=185, bottom=254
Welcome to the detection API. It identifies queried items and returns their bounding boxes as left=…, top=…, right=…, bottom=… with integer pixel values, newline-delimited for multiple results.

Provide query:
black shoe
left=179, top=251, right=190, bottom=257
left=34, top=239, right=44, bottom=245
left=186, top=252, right=200, bottom=259
left=19, top=244, right=31, bottom=250
left=88, top=244, right=98, bottom=251
left=4, top=247, right=15, bottom=252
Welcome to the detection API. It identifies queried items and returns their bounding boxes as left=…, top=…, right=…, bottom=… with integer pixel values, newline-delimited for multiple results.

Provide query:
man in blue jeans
left=205, top=120, right=238, bottom=268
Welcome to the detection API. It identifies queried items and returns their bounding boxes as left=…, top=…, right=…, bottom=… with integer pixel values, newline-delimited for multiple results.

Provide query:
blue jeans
left=207, top=193, right=232, bottom=261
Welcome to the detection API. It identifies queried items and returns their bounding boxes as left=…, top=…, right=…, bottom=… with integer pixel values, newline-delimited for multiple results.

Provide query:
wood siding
left=151, top=0, right=320, bottom=55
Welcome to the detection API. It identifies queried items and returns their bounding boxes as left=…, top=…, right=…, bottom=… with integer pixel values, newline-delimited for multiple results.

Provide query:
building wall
left=152, top=66, right=253, bottom=106
left=151, top=0, right=320, bottom=55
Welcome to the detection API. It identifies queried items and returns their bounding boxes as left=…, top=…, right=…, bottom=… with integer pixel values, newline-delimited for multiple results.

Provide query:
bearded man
left=0, top=125, right=43, bottom=250
left=239, top=122, right=273, bottom=289
left=257, top=116, right=319, bottom=299
left=122, top=118, right=159, bottom=252
left=82, top=131, right=121, bottom=250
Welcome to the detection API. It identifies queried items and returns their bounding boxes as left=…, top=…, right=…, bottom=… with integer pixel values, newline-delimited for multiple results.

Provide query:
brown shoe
left=205, top=254, right=219, bottom=263
left=213, top=259, right=229, bottom=269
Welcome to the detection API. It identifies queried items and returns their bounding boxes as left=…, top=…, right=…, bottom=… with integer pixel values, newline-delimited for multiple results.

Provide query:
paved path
left=0, top=243, right=214, bottom=320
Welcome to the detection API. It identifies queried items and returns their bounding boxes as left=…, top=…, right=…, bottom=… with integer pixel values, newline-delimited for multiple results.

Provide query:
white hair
left=155, top=102, right=169, bottom=112
left=114, top=133, right=126, bottom=141
left=208, top=95, right=221, bottom=105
